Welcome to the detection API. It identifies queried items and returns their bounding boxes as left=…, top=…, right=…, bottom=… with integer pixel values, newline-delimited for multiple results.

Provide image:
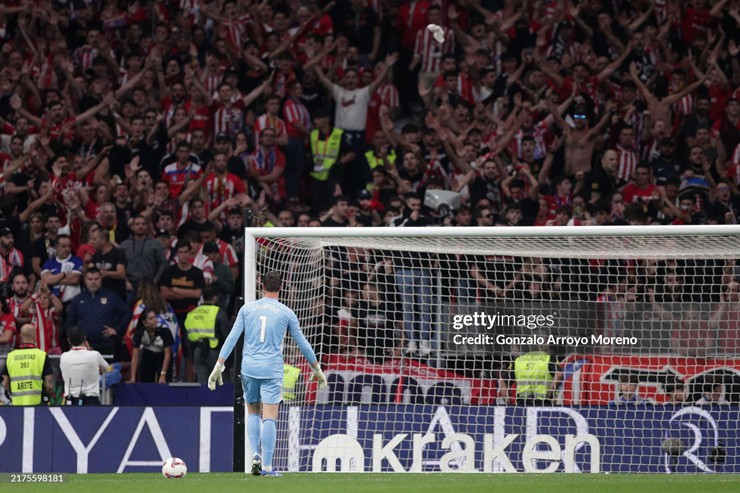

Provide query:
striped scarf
left=31, top=301, right=57, bottom=353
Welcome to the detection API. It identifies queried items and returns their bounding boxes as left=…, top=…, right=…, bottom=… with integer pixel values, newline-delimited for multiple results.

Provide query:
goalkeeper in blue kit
left=208, top=271, right=327, bottom=477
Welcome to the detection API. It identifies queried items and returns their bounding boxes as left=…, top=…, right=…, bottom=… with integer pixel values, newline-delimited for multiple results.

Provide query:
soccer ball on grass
left=162, top=457, right=187, bottom=478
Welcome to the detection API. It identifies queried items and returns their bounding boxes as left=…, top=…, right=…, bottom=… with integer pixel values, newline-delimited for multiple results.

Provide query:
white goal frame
left=240, top=224, right=740, bottom=473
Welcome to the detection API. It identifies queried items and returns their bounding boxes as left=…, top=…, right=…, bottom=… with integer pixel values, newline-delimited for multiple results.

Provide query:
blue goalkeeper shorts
left=241, top=376, right=283, bottom=405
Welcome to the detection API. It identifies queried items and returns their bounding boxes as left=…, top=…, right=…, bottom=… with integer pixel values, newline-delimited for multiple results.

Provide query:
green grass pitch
left=13, top=473, right=740, bottom=493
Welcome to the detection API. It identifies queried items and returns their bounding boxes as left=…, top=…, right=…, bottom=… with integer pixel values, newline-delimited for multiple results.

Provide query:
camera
left=424, top=189, right=462, bottom=216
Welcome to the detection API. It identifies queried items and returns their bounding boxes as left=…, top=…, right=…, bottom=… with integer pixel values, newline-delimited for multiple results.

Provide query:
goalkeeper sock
left=247, top=413, right=262, bottom=458
left=262, top=419, right=277, bottom=471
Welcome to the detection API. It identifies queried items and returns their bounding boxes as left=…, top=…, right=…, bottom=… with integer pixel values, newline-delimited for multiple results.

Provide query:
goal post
left=240, top=225, right=740, bottom=473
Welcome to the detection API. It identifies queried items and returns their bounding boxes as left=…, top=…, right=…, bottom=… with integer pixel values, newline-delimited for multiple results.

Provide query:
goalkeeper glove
left=208, top=362, right=225, bottom=391
left=311, top=364, right=328, bottom=390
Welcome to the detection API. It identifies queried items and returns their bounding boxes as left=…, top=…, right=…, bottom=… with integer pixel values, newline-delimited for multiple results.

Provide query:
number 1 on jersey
left=258, top=315, right=267, bottom=343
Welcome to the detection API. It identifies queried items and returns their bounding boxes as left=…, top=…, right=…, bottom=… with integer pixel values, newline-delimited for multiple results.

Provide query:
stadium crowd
left=0, top=0, right=739, bottom=390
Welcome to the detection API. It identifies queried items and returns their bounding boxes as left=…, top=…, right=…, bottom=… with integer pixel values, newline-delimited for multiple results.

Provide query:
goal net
left=242, top=225, right=740, bottom=474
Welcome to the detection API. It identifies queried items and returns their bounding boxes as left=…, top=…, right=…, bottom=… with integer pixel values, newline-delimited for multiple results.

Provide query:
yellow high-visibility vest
left=185, top=305, right=220, bottom=349
left=283, top=364, right=301, bottom=401
left=6, top=347, right=47, bottom=406
left=364, top=149, right=396, bottom=190
left=310, top=128, right=344, bottom=181
left=514, top=352, right=553, bottom=399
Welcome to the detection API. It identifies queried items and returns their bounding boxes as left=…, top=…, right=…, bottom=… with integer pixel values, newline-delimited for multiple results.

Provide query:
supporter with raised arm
left=546, top=98, right=612, bottom=176
left=314, top=53, right=398, bottom=155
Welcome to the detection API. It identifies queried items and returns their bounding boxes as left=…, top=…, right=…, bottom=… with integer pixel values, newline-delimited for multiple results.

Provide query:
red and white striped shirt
left=165, top=132, right=192, bottom=155
left=673, top=93, right=693, bottom=118
left=617, top=104, right=644, bottom=153
left=212, top=101, right=245, bottom=138
left=30, top=303, right=59, bottom=353
left=33, top=57, right=57, bottom=91
left=724, top=144, right=740, bottom=186
left=253, top=113, right=287, bottom=147
left=615, top=145, right=638, bottom=182
left=161, top=97, right=192, bottom=128
left=512, top=121, right=550, bottom=161
left=365, top=83, right=399, bottom=144
left=0, top=311, right=16, bottom=351
left=457, top=72, right=474, bottom=104
left=216, top=239, right=239, bottom=268
left=376, top=82, right=400, bottom=108
left=641, top=138, right=660, bottom=162
left=413, top=26, right=454, bottom=74
left=273, top=70, right=297, bottom=99
left=203, top=73, right=223, bottom=96
left=283, top=97, right=311, bottom=138
left=0, top=248, right=24, bottom=283
left=8, top=296, right=31, bottom=328
left=191, top=249, right=214, bottom=284
left=73, top=47, right=96, bottom=74
left=596, top=293, right=626, bottom=339
left=221, top=15, right=252, bottom=49
left=72, top=47, right=116, bottom=74
left=204, top=172, right=247, bottom=219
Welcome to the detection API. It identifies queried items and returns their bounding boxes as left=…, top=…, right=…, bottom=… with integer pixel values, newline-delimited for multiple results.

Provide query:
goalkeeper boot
left=260, top=470, right=282, bottom=477
left=251, top=454, right=262, bottom=476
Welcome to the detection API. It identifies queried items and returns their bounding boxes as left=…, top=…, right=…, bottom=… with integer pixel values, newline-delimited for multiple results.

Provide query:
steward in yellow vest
left=310, top=127, right=345, bottom=182
left=283, top=363, right=301, bottom=402
left=512, top=350, right=562, bottom=406
left=185, top=286, right=229, bottom=385
left=309, top=109, right=355, bottom=212
left=362, top=132, right=396, bottom=191
left=2, top=324, right=54, bottom=406
left=186, top=305, right=220, bottom=349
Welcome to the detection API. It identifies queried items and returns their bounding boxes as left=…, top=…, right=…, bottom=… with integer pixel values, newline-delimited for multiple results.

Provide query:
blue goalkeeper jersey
left=219, top=297, right=318, bottom=379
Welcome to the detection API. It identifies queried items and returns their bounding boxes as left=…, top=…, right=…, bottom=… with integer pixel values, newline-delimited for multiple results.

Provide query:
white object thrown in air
left=426, top=24, right=445, bottom=44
